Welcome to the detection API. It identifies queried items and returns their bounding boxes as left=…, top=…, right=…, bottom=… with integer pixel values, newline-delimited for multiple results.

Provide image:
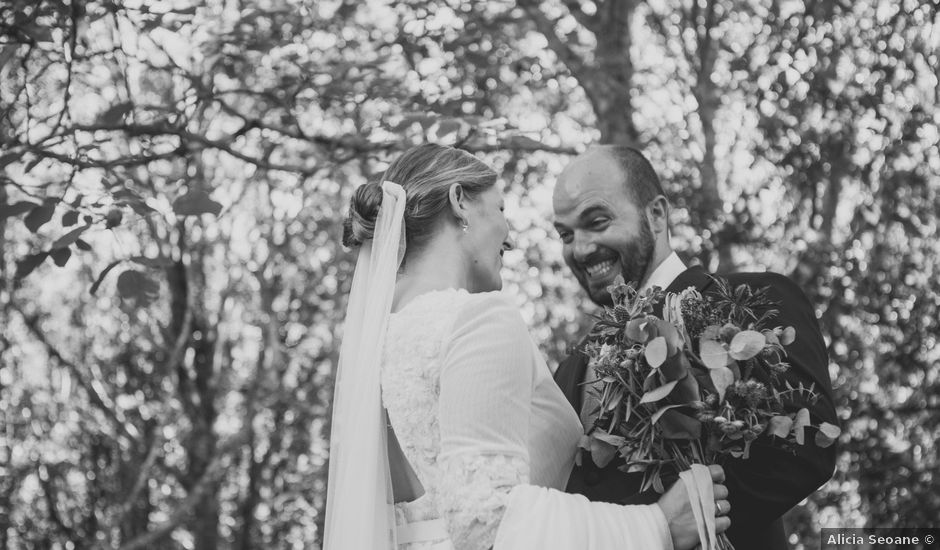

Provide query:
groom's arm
left=723, top=272, right=839, bottom=535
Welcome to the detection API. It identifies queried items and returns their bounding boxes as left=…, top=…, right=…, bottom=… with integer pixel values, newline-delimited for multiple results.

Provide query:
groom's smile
left=579, top=252, right=622, bottom=290
left=585, top=258, right=617, bottom=279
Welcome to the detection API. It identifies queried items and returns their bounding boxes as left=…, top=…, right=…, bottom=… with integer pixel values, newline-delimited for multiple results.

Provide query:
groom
left=552, top=146, right=838, bottom=550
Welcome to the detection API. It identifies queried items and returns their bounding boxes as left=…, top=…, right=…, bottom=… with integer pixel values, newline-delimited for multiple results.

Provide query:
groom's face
left=552, top=153, right=655, bottom=306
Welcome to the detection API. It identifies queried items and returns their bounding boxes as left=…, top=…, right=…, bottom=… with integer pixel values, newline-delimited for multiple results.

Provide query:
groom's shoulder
left=724, top=269, right=800, bottom=292
left=722, top=269, right=812, bottom=307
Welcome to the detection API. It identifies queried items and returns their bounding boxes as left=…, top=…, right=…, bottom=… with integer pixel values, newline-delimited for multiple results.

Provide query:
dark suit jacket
left=555, top=266, right=838, bottom=550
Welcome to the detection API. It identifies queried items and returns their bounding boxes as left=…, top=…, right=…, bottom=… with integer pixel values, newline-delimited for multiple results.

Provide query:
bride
left=324, top=144, right=731, bottom=550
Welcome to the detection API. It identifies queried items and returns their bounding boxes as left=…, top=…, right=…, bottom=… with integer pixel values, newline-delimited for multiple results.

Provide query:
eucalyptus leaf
left=815, top=422, right=841, bottom=448
left=640, top=379, right=679, bottom=404
left=651, top=404, right=685, bottom=424
left=626, top=318, right=652, bottom=343
left=589, top=435, right=619, bottom=468
left=652, top=472, right=665, bottom=493
left=700, top=340, right=729, bottom=370
left=657, top=409, right=702, bottom=439
left=762, top=330, right=780, bottom=346
left=729, top=330, right=766, bottom=360
left=645, top=336, right=668, bottom=368
left=709, top=366, right=735, bottom=401
left=792, top=408, right=811, bottom=445
left=767, top=415, right=794, bottom=438
left=593, top=432, right=627, bottom=447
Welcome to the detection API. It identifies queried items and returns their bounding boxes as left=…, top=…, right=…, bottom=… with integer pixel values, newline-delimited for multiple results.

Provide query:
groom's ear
left=646, top=195, right=670, bottom=235
left=448, top=183, right=469, bottom=224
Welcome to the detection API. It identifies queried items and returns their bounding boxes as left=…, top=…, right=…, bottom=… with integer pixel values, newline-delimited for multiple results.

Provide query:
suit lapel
left=555, top=344, right=588, bottom=413
left=664, top=264, right=714, bottom=294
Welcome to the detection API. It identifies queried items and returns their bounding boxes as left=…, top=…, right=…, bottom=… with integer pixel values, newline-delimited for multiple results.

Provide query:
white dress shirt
left=639, top=251, right=688, bottom=294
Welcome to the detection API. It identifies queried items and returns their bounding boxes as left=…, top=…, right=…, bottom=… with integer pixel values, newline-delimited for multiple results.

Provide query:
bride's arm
left=437, top=294, right=534, bottom=550
left=437, top=294, right=675, bottom=550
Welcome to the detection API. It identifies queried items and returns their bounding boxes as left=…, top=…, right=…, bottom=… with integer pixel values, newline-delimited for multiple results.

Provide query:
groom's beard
left=589, top=221, right=656, bottom=306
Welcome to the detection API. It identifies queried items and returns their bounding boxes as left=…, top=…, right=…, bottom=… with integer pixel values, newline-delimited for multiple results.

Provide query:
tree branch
left=113, top=429, right=251, bottom=550
left=16, top=309, right=140, bottom=445
left=103, top=431, right=162, bottom=535
left=515, top=0, right=596, bottom=91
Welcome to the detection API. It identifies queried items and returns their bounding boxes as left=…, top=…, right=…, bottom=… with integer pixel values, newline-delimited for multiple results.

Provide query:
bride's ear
left=448, top=183, right=469, bottom=226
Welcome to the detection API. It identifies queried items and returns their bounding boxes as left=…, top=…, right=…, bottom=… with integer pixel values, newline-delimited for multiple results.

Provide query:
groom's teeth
left=586, top=260, right=615, bottom=278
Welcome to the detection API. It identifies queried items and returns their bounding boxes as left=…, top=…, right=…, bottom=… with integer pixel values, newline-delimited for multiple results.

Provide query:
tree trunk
left=592, top=0, right=640, bottom=144
left=190, top=300, right=220, bottom=549
left=518, top=0, right=640, bottom=145
left=688, top=0, right=729, bottom=271
left=165, top=227, right=220, bottom=550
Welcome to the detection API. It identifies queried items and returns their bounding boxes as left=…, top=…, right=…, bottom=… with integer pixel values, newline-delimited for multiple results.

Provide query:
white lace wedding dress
left=381, top=289, right=674, bottom=550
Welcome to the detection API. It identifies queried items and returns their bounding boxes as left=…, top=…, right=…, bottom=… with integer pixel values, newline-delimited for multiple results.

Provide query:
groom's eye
left=558, top=231, right=573, bottom=243
left=590, top=218, right=610, bottom=230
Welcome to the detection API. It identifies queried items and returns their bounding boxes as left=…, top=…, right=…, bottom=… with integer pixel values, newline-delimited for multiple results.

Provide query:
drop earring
left=461, top=222, right=469, bottom=233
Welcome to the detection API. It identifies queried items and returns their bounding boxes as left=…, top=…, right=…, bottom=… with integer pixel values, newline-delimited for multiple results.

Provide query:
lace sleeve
left=437, top=294, right=535, bottom=550
left=438, top=453, right=528, bottom=549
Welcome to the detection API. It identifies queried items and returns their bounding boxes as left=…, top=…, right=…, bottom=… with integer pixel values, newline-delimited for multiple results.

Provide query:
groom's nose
left=572, top=233, right=597, bottom=263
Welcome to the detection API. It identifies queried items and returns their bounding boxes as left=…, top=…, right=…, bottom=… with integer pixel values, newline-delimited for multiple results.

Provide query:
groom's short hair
left=594, top=145, right=665, bottom=208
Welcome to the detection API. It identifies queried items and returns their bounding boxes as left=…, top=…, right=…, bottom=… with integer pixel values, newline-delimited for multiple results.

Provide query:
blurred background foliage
left=1, top=0, right=938, bottom=548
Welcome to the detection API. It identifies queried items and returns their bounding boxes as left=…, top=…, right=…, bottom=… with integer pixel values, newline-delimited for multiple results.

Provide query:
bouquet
left=579, top=275, right=841, bottom=549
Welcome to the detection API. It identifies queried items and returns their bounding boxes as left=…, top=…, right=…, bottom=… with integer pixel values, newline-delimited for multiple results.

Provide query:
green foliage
left=0, top=0, right=938, bottom=548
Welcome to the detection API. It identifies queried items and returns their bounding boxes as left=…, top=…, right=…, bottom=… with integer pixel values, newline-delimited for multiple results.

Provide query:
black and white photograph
left=1, top=0, right=938, bottom=548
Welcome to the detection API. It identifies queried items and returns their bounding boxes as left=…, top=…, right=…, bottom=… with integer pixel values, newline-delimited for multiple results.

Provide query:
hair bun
left=343, top=183, right=384, bottom=248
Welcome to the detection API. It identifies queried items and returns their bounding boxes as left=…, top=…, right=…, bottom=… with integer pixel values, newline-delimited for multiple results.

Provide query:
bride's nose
left=501, top=238, right=514, bottom=253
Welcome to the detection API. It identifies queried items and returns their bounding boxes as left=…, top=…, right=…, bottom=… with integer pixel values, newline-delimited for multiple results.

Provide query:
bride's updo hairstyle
left=343, top=144, right=497, bottom=259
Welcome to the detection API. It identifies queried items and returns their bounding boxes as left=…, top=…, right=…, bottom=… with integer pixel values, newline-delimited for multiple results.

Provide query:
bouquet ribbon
left=679, top=464, right=718, bottom=550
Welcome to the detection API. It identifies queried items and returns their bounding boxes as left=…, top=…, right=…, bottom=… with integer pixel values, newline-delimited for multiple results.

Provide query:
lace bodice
left=382, top=289, right=582, bottom=550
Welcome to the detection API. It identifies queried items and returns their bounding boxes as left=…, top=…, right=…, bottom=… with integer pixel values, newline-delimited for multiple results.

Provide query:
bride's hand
left=656, top=464, right=731, bottom=550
